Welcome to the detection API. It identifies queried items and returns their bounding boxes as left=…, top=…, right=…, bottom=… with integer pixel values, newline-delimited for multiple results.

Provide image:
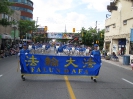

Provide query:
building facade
left=9, top=0, right=34, bottom=20
left=104, top=0, right=133, bottom=55
left=0, top=10, right=21, bottom=49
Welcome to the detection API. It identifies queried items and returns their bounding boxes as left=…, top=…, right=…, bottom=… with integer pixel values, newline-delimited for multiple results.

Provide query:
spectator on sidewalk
left=112, top=52, right=118, bottom=60
left=0, top=50, right=5, bottom=58
left=19, top=42, right=23, bottom=50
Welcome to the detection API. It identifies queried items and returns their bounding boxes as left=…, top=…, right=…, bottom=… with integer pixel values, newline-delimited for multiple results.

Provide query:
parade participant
left=90, top=44, right=101, bottom=82
left=18, top=43, right=30, bottom=56
left=18, top=43, right=30, bottom=81
left=32, top=43, right=35, bottom=54
left=57, top=44, right=64, bottom=56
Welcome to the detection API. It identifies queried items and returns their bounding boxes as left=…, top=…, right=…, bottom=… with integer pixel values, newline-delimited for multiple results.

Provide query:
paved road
left=0, top=48, right=133, bottom=99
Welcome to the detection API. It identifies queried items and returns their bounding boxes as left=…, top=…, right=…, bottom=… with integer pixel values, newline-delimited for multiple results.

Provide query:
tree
left=80, top=27, right=105, bottom=47
left=0, top=0, right=14, bottom=26
left=18, top=20, right=39, bottom=41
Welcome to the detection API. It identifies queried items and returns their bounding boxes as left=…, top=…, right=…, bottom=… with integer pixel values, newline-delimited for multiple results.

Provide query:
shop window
left=123, top=20, right=127, bottom=25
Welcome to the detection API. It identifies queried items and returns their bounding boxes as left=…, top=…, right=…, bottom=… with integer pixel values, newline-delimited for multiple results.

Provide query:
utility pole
left=36, top=17, right=38, bottom=26
left=65, top=24, right=67, bottom=33
left=33, top=17, right=38, bottom=43
left=95, top=21, right=97, bottom=32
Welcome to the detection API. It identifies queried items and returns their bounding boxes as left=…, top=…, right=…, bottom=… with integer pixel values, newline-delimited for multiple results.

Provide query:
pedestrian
left=19, top=42, right=23, bottom=50
left=90, top=44, right=102, bottom=82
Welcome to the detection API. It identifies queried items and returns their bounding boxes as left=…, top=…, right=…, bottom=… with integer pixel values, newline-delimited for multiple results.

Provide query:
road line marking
left=64, top=75, right=76, bottom=99
left=0, top=75, right=3, bottom=77
left=122, top=78, right=133, bottom=85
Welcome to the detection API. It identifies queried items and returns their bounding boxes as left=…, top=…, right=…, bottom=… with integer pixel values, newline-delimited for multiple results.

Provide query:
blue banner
left=20, top=54, right=101, bottom=76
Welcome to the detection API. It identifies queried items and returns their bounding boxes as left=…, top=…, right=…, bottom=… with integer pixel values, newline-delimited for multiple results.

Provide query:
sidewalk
left=102, top=56, right=132, bottom=71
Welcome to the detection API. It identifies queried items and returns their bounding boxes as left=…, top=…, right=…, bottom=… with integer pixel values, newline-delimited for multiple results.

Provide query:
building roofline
left=28, top=0, right=34, bottom=5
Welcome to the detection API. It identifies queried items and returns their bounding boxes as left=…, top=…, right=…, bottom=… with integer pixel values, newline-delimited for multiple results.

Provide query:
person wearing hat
left=18, top=43, right=30, bottom=56
left=17, top=43, right=30, bottom=80
left=90, top=44, right=102, bottom=82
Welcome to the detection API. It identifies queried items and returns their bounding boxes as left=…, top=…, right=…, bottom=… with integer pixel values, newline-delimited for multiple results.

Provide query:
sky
left=32, top=0, right=111, bottom=32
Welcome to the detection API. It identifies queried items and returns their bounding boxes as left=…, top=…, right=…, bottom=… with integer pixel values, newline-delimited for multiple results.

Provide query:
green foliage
left=80, top=27, right=105, bottom=47
left=0, top=0, right=14, bottom=15
left=0, top=18, right=11, bottom=26
left=18, top=20, right=38, bottom=39
left=0, top=0, right=14, bottom=26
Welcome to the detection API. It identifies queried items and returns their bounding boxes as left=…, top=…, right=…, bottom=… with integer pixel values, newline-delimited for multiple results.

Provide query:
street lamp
left=12, top=20, right=18, bottom=45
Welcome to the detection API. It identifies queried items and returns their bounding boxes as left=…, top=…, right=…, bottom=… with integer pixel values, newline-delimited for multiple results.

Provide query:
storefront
left=118, top=39, right=126, bottom=55
left=0, top=34, right=12, bottom=50
left=10, top=30, right=20, bottom=44
left=105, top=41, right=111, bottom=52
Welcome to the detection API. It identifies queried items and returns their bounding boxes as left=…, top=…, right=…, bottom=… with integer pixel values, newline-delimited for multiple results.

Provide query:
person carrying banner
left=18, top=43, right=30, bottom=81
left=90, top=44, right=102, bottom=82
left=19, top=43, right=30, bottom=55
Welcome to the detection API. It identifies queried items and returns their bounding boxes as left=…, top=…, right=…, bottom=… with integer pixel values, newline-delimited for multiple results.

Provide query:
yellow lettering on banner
left=56, top=68, right=60, bottom=73
left=85, top=70, right=89, bottom=74
left=72, top=69, right=76, bottom=74
left=78, top=69, right=83, bottom=74
left=31, top=67, right=35, bottom=72
left=44, top=68, right=47, bottom=72
left=64, top=69, right=69, bottom=73
left=49, top=68, right=53, bottom=72
left=37, top=68, right=41, bottom=72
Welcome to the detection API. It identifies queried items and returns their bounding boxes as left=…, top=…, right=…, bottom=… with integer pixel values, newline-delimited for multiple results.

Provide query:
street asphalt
left=0, top=48, right=133, bottom=99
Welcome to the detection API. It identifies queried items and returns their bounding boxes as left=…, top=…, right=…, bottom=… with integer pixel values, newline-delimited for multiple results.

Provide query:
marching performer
left=90, top=44, right=102, bottom=82
left=19, top=43, right=30, bottom=55
left=18, top=43, right=30, bottom=81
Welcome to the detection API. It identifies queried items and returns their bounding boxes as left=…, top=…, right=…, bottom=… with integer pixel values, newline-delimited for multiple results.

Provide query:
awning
left=0, top=34, right=12, bottom=39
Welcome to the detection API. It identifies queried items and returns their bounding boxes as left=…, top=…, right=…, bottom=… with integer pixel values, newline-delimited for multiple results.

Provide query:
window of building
left=5, top=14, right=8, bottom=19
left=105, top=26, right=110, bottom=32
left=13, top=0, right=18, bottom=2
left=21, top=0, right=25, bottom=3
left=113, top=24, right=116, bottom=28
left=123, top=20, right=127, bottom=25
left=2, top=14, right=4, bottom=18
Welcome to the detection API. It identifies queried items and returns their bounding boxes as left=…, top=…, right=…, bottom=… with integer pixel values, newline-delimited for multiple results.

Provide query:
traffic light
left=73, top=28, right=75, bottom=33
left=96, top=40, right=99, bottom=44
left=45, top=26, right=48, bottom=31
left=82, top=32, right=84, bottom=37
left=101, top=33, right=102, bottom=38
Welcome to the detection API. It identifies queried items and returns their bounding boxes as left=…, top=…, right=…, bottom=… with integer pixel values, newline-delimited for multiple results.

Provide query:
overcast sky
left=32, top=0, right=111, bottom=32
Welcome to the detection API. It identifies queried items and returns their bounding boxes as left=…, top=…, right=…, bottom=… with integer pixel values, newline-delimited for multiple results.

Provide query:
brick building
left=0, top=10, right=21, bottom=49
left=9, top=0, right=34, bottom=20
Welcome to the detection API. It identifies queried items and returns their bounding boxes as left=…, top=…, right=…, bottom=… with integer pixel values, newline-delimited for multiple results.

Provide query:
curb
left=102, top=59, right=132, bottom=71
